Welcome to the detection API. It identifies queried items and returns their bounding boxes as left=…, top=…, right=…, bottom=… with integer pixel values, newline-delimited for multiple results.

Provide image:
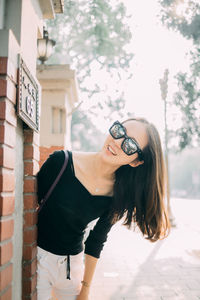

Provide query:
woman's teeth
left=107, top=145, right=117, bottom=155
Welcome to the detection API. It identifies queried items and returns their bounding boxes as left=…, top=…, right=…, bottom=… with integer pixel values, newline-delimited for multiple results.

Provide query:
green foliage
left=71, top=90, right=132, bottom=151
left=45, top=0, right=133, bottom=151
left=173, top=71, right=200, bottom=149
left=87, top=91, right=129, bottom=120
left=71, top=109, right=106, bottom=151
left=159, top=0, right=200, bottom=43
left=159, top=0, right=200, bottom=150
left=190, top=47, right=200, bottom=76
left=46, top=0, right=133, bottom=79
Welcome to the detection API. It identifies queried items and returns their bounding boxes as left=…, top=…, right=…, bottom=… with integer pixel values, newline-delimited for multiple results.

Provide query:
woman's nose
left=113, top=137, right=124, bottom=149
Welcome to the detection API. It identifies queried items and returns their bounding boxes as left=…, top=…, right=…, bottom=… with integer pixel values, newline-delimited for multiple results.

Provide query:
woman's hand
left=76, top=287, right=90, bottom=300
left=76, top=254, right=98, bottom=300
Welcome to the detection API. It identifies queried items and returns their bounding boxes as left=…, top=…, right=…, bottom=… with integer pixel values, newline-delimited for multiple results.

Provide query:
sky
left=123, top=0, right=192, bottom=131
left=82, top=0, right=193, bottom=141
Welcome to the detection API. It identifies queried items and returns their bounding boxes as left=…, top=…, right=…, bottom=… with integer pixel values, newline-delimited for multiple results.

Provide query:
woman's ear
left=129, top=159, right=144, bottom=168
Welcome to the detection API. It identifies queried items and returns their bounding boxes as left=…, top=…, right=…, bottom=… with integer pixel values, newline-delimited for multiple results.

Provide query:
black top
left=37, top=150, right=114, bottom=258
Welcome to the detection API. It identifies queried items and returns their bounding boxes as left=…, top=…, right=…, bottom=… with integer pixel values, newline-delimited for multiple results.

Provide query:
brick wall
left=23, top=129, right=39, bottom=300
left=0, top=57, right=17, bottom=299
left=0, top=57, right=40, bottom=300
left=40, top=145, right=64, bottom=168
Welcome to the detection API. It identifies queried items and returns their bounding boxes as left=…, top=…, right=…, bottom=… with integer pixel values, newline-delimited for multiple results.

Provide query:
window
left=52, top=107, right=65, bottom=134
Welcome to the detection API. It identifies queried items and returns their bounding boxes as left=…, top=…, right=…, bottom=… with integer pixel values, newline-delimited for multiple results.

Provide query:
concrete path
left=89, top=198, right=200, bottom=300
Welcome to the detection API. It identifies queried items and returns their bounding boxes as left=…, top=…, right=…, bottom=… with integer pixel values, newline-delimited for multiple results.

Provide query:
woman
left=36, top=117, right=170, bottom=300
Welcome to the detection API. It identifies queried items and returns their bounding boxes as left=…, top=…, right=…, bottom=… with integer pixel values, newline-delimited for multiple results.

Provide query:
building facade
left=37, top=64, right=78, bottom=167
left=0, top=1, right=78, bottom=299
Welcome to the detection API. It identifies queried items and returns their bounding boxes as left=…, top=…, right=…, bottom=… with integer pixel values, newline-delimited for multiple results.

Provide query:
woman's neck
left=91, top=152, right=118, bottom=181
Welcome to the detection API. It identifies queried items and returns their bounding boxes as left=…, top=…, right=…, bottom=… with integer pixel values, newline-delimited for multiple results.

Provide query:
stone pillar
left=37, top=64, right=79, bottom=166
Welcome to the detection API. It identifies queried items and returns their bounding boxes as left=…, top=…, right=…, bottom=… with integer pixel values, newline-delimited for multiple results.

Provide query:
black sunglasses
left=109, top=121, right=144, bottom=161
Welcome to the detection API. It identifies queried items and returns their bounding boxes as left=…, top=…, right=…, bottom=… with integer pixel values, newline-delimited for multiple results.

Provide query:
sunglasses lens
left=122, top=138, right=137, bottom=155
left=110, top=123, right=125, bottom=138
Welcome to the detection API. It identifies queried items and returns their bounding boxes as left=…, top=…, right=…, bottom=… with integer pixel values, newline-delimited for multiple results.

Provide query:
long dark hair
left=110, top=118, right=170, bottom=242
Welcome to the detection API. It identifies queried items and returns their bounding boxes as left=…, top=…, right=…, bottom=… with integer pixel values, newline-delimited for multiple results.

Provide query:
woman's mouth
left=107, top=145, right=117, bottom=156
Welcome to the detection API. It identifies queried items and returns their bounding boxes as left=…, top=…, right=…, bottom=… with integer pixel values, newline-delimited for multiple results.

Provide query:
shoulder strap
left=37, top=150, right=69, bottom=213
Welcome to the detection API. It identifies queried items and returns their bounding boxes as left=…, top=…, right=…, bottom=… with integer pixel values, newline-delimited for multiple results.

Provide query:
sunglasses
left=109, top=121, right=144, bottom=161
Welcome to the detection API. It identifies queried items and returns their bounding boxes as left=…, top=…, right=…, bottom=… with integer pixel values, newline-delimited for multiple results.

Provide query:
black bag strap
left=37, top=150, right=69, bottom=213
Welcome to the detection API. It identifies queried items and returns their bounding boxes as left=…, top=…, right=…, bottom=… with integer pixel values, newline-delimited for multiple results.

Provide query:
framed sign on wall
left=17, top=57, right=40, bottom=132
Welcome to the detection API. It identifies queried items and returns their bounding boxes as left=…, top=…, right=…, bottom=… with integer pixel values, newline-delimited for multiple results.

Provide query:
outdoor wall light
left=37, top=28, right=56, bottom=64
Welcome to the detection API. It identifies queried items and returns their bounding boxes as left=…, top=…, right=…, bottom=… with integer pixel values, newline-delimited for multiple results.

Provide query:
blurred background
left=45, top=0, right=200, bottom=200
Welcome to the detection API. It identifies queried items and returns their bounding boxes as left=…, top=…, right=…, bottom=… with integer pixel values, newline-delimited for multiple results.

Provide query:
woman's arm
left=77, top=210, right=113, bottom=299
left=76, top=254, right=98, bottom=300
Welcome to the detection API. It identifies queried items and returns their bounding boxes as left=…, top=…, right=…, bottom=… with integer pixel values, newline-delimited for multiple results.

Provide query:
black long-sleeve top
left=37, top=150, right=114, bottom=258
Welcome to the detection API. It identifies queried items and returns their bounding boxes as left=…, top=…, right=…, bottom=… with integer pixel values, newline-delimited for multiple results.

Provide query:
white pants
left=36, top=246, right=84, bottom=300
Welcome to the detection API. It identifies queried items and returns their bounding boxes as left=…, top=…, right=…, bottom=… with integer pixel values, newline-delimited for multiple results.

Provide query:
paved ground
left=89, top=198, right=200, bottom=300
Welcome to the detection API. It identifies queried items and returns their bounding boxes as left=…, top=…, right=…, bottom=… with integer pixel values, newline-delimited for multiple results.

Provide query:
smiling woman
left=108, top=118, right=169, bottom=241
left=36, top=117, right=170, bottom=300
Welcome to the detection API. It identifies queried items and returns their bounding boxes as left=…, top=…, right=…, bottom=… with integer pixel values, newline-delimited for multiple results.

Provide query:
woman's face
left=101, top=119, right=148, bottom=167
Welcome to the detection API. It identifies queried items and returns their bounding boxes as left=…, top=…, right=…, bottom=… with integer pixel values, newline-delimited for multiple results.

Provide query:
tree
left=159, top=0, right=200, bottom=149
left=71, top=109, right=106, bottom=151
left=46, top=0, right=133, bottom=150
left=46, top=0, right=132, bottom=97
left=159, top=0, right=200, bottom=42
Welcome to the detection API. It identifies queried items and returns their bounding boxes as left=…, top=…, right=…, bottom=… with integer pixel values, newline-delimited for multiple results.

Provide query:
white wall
left=20, top=0, right=43, bottom=74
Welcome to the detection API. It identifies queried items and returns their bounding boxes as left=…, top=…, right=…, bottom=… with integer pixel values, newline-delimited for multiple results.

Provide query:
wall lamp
left=37, top=28, right=56, bottom=64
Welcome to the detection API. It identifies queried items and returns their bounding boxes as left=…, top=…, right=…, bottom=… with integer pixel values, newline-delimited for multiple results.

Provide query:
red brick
left=24, top=129, right=40, bottom=146
left=40, top=146, right=63, bottom=167
left=23, top=258, right=37, bottom=278
left=0, top=285, right=12, bottom=300
left=0, top=122, right=16, bottom=148
left=0, top=99, right=17, bottom=126
left=0, top=78, right=16, bottom=104
left=0, top=169, right=15, bottom=192
left=0, top=263, right=12, bottom=291
left=0, top=195, right=15, bottom=216
left=0, top=101, right=6, bottom=119
left=23, top=226, right=37, bottom=244
left=24, top=145, right=33, bottom=159
left=0, top=146, right=2, bottom=163
left=23, top=194, right=37, bottom=210
left=0, top=241, right=13, bottom=265
left=0, top=146, right=15, bottom=169
left=23, top=243, right=37, bottom=261
left=0, top=219, right=14, bottom=241
left=0, top=79, right=6, bottom=97
left=0, top=57, right=8, bottom=74
left=0, top=57, right=17, bottom=83
left=22, top=272, right=37, bottom=295
left=24, top=145, right=40, bottom=161
left=23, top=178, right=36, bottom=193
left=24, top=160, right=39, bottom=176
left=24, top=211, right=38, bottom=228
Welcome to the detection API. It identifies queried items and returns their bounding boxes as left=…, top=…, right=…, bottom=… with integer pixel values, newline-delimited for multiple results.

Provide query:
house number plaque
left=18, top=57, right=40, bottom=132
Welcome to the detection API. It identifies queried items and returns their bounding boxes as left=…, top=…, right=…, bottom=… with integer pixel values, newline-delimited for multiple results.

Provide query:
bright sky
left=123, top=0, right=192, bottom=132
left=82, top=0, right=193, bottom=141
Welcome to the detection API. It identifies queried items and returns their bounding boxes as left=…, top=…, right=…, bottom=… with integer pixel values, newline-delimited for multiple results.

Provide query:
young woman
left=36, top=117, right=170, bottom=300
